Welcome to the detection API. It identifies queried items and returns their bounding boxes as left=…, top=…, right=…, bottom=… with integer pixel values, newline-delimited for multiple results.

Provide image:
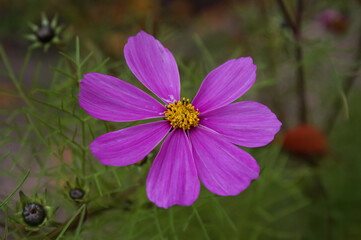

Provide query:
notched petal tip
left=146, top=129, right=200, bottom=209
left=192, top=57, right=257, bottom=113
left=124, top=31, right=180, bottom=104
left=152, top=198, right=196, bottom=209
left=200, top=101, right=282, bottom=148
left=190, top=126, right=259, bottom=196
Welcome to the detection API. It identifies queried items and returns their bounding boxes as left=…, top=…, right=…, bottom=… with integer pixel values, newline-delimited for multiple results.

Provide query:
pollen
left=165, top=98, right=200, bottom=130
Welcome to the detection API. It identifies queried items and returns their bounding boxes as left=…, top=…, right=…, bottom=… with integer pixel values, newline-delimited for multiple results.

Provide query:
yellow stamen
left=164, top=97, right=200, bottom=130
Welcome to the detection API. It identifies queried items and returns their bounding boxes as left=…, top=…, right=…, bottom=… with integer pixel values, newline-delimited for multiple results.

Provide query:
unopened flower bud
left=36, top=25, right=55, bottom=43
left=22, top=203, right=46, bottom=226
left=69, top=188, right=85, bottom=200
left=65, top=178, right=89, bottom=203
left=25, top=13, right=62, bottom=51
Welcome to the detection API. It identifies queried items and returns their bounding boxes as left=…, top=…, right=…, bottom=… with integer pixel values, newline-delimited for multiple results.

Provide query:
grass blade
left=55, top=204, right=86, bottom=240
left=192, top=205, right=210, bottom=240
left=0, top=170, right=30, bottom=208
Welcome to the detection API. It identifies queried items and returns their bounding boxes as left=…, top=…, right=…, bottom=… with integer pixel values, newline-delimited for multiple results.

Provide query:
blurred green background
left=1, top=0, right=361, bottom=239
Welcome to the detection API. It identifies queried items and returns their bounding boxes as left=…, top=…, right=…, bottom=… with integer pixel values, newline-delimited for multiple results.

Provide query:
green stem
left=277, top=0, right=307, bottom=124
left=325, top=21, right=361, bottom=133
left=81, top=121, right=86, bottom=176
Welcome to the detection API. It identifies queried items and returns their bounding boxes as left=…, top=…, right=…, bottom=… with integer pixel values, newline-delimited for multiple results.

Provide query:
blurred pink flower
left=318, top=9, right=348, bottom=34
left=78, top=31, right=281, bottom=208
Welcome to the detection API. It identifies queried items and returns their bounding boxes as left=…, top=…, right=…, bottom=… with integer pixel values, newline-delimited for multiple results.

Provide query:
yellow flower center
left=165, top=98, right=200, bottom=130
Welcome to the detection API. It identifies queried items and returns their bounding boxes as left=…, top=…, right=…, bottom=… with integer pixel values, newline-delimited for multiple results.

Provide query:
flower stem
left=295, top=42, right=307, bottom=123
left=53, top=43, right=78, bottom=81
left=277, top=0, right=307, bottom=123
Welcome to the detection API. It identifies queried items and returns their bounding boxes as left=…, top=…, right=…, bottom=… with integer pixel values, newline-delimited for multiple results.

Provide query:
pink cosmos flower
left=78, top=31, right=281, bottom=208
left=318, top=9, right=348, bottom=34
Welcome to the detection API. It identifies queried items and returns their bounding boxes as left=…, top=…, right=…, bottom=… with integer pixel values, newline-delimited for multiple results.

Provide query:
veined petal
left=192, top=57, right=257, bottom=113
left=90, top=121, right=171, bottom=166
left=147, top=129, right=200, bottom=209
left=200, top=101, right=282, bottom=147
left=124, top=31, right=180, bottom=104
left=189, top=126, right=259, bottom=196
left=79, top=73, right=166, bottom=122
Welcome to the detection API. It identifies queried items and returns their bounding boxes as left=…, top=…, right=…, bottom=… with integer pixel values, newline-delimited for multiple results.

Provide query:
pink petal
left=90, top=121, right=171, bottom=166
left=124, top=31, right=180, bottom=104
left=147, top=129, right=200, bottom=208
left=192, top=57, right=257, bottom=113
left=200, top=101, right=282, bottom=147
left=79, top=73, right=166, bottom=122
left=189, top=126, right=259, bottom=196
